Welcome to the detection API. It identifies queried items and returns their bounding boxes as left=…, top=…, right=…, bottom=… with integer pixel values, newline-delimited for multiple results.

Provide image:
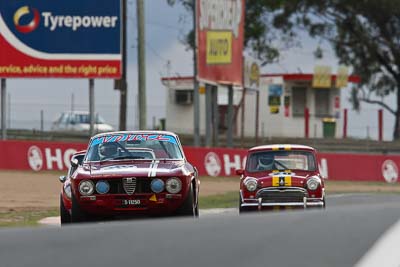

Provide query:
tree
left=170, top=0, right=400, bottom=140
left=262, top=0, right=400, bottom=139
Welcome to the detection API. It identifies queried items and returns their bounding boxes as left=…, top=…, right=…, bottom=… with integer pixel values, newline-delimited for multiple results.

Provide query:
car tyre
left=71, top=192, right=88, bottom=223
left=176, top=184, right=197, bottom=217
left=60, top=195, right=71, bottom=225
left=239, top=193, right=246, bottom=214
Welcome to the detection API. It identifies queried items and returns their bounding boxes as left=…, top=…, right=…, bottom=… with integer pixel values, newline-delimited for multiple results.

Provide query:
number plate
left=122, top=199, right=141, bottom=206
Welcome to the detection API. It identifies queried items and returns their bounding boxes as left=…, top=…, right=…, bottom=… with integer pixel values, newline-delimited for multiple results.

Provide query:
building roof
left=161, top=73, right=361, bottom=84
left=261, top=73, right=361, bottom=84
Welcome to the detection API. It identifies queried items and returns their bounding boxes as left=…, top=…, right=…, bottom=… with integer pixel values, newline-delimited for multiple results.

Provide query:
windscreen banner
left=196, top=0, right=245, bottom=86
left=0, top=0, right=122, bottom=78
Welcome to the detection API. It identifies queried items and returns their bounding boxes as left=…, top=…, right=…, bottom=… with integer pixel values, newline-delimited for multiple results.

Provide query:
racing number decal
left=272, top=176, right=292, bottom=187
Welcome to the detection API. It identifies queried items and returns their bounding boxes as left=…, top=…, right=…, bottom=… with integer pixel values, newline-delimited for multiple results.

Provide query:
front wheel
left=70, top=193, right=88, bottom=223
left=176, top=184, right=197, bottom=217
left=60, top=195, right=71, bottom=225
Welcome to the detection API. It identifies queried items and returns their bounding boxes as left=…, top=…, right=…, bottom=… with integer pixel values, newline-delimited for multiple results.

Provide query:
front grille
left=256, top=188, right=308, bottom=203
left=123, top=177, right=136, bottom=195
left=106, top=178, right=151, bottom=194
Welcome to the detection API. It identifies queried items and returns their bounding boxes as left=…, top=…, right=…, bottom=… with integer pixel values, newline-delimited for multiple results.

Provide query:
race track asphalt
left=1, top=193, right=399, bottom=267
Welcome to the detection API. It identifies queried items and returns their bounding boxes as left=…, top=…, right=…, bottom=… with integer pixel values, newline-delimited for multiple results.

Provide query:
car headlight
left=244, top=178, right=258, bottom=192
left=151, top=178, right=165, bottom=193
left=165, top=178, right=182, bottom=194
left=307, top=177, right=321, bottom=191
left=79, top=180, right=94, bottom=196
left=96, top=180, right=110, bottom=194
left=63, top=183, right=72, bottom=199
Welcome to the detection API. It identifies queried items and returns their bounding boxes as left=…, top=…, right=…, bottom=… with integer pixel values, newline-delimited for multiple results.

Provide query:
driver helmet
left=98, top=142, right=119, bottom=159
left=258, top=154, right=274, bottom=170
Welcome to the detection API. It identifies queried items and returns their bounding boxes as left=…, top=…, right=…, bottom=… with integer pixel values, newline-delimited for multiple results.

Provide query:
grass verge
left=0, top=209, right=58, bottom=228
left=199, top=191, right=238, bottom=209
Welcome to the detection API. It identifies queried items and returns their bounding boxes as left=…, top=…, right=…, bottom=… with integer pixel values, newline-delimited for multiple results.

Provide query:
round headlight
left=96, top=180, right=110, bottom=194
left=244, top=178, right=258, bottom=192
left=307, top=177, right=320, bottom=191
left=165, top=178, right=182, bottom=194
left=151, top=178, right=165, bottom=193
left=63, top=183, right=72, bottom=199
left=79, top=180, right=94, bottom=196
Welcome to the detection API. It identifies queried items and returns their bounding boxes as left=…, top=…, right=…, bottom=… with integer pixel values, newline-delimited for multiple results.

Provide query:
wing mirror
left=59, top=175, right=67, bottom=183
left=71, top=158, right=79, bottom=168
left=235, top=169, right=244, bottom=176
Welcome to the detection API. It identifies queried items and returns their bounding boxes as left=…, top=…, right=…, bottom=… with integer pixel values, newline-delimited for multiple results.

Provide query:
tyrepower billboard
left=196, top=0, right=245, bottom=86
left=0, top=0, right=122, bottom=78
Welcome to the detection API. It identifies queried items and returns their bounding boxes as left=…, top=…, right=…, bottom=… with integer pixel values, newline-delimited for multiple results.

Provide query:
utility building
left=161, top=73, right=360, bottom=139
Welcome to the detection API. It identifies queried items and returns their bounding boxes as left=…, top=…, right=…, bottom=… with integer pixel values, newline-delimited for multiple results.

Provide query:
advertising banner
left=196, top=0, right=245, bottom=86
left=0, top=140, right=399, bottom=184
left=0, top=0, right=122, bottom=78
left=244, top=57, right=260, bottom=90
left=336, top=66, right=349, bottom=88
left=312, top=65, right=332, bottom=88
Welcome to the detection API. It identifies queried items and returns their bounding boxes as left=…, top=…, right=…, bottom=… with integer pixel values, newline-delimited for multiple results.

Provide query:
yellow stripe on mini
left=285, top=176, right=292, bottom=186
left=271, top=145, right=291, bottom=151
left=272, top=176, right=292, bottom=186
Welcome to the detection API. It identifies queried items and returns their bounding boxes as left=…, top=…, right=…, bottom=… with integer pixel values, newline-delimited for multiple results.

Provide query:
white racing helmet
left=257, top=155, right=274, bottom=170
left=98, top=142, right=119, bottom=159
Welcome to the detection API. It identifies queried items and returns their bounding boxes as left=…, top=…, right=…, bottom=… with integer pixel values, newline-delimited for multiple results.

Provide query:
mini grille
left=256, top=189, right=308, bottom=203
left=122, top=177, right=137, bottom=195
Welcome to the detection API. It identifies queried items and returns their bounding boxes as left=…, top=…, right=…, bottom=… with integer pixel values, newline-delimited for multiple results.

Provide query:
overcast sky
left=4, top=0, right=396, bottom=141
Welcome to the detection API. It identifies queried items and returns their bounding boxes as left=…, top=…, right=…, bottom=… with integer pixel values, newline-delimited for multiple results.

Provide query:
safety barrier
left=0, top=140, right=398, bottom=183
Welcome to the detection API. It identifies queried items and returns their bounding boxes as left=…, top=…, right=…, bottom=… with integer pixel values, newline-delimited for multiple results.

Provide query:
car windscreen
left=246, top=150, right=316, bottom=172
left=85, top=134, right=184, bottom=161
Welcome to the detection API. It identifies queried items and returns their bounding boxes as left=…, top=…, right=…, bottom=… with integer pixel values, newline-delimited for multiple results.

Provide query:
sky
left=3, top=0, right=397, bottom=141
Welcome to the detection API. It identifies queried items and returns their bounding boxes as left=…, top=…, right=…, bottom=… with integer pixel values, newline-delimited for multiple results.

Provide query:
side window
left=68, top=154, right=85, bottom=176
left=59, top=113, right=68, bottom=125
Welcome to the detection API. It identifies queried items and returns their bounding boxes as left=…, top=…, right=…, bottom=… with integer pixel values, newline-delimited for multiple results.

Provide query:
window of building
left=314, top=90, right=330, bottom=117
left=292, top=87, right=307, bottom=117
left=175, top=90, right=193, bottom=105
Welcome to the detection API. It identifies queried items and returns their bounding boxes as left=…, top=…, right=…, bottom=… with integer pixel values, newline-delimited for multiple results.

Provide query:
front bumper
left=77, top=193, right=185, bottom=216
left=240, top=188, right=325, bottom=210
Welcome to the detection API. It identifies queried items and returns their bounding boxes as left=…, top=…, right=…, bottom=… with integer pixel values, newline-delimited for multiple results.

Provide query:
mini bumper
left=241, top=198, right=325, bottom=208
left=240, top=189, right=325, bottom=210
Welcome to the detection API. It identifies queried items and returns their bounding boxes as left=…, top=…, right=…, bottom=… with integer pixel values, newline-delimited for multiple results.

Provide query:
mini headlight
left=307, top=177, right=320, bottom=191
left=244, top=178, right=258, bottom=192
left=166, top=178, right=182, bottom=194
left=79, top=180, right=94, bottom=196
left=96, top=180, right=110, bottom=194
left=151, top=178, right=165, bottom=193
left=63, top=183, right=72, bottom=199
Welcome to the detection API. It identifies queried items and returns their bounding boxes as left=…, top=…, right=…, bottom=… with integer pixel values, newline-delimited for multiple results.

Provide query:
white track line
left=355, top=218, right=400, bottom=267
left=39, top=208, right=236, bottom=226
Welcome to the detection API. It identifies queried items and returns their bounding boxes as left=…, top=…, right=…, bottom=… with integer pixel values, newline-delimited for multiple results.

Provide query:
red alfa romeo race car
left=237, top=144, right=325, bottom=212
left=59, top=131, right=199, bottom=224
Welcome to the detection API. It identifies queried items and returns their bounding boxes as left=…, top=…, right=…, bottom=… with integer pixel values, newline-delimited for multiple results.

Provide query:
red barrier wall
left=0, top=140, right=399, bottom=183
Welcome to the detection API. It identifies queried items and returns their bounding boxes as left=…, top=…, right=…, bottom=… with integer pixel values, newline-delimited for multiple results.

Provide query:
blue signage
left=0, top=0, right=121, bottom=55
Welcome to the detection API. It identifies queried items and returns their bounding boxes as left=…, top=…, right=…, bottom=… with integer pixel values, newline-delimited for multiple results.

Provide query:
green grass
left=0, top=209, right=59, bottom=228
left=199, top=191, right=239, bottom=209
